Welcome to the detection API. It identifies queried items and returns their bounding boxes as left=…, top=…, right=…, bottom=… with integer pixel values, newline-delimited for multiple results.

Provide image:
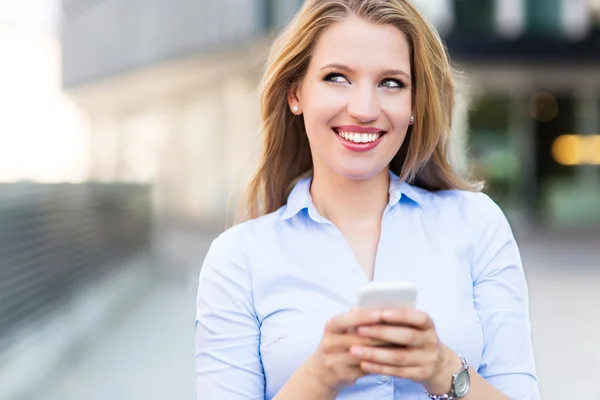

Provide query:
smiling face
left=289, top=15, right=413, bottom=181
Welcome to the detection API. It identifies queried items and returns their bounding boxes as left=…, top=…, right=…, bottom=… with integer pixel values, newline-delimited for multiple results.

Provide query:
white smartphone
left=356, top=281, right=417, bottom=309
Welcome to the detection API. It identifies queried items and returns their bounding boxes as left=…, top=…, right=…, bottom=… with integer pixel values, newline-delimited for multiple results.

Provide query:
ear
left=287, top=83, right=302, bottom=114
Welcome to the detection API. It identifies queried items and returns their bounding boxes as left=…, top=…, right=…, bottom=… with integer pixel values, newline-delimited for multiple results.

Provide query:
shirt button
left=379, top=375, right=389, bottom=382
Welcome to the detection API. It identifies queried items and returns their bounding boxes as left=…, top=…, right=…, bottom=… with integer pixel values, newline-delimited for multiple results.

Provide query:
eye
left=323, top=73, right=350, bottom=84
left=380, top=79, right=404, bottom=89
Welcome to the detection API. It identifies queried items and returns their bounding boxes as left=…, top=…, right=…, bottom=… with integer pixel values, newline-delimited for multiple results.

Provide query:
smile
left=332, top=126, right=387, bottom=152
left=336, top=130, right=381, bottom=143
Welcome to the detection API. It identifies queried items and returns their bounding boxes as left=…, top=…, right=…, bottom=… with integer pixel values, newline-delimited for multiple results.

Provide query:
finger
left=359, top=362, right=433, bottom=382
left=350, top=346, right=434, bottom=367
left=319, top=354, right=368, bottom=386
left=325, top=309, right=382, bottom=334
left=323, top=332, right=389, bottom=352
left=379, top=308, right=434, bottom=330
left=356, top=325, right=431, bottom=347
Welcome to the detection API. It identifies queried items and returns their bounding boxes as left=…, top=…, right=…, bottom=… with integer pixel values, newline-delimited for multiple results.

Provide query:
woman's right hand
left=309, top=308, right=386, bottom=392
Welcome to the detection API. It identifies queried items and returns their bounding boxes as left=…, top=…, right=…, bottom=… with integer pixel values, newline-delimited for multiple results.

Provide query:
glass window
left=452, top=0, right=495, bottom=35
left=411, top=0, right=454, bottom=32
left=467, top=95, right=520, bottom=207
left=259, top=0, right=302, bottom=31
left=526, top=0, right=561, bottom=35
left=258, top=0, right=277, bottom=30
left=591, top=0, right=600, bottom=30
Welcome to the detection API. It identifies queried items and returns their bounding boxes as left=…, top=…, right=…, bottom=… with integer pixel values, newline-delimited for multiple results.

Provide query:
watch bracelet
left=426, top=395, right=456, bottom=400
left=424, top=354, right=469, bottom=400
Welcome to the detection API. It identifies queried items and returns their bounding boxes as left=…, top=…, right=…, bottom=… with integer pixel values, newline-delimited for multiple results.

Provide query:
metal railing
left=0, top=183, right=152, bottom=347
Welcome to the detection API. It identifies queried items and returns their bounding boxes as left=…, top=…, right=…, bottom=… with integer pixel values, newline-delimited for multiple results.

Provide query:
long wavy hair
left=236, top=0, right=479, bottom=223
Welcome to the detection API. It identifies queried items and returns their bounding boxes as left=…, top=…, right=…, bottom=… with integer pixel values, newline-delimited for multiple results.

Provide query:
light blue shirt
left=195, top=171, right=540, bottom=399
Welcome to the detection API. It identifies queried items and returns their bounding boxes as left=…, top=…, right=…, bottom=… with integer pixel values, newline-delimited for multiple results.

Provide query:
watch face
left=454, top=370, right=470, bottom=397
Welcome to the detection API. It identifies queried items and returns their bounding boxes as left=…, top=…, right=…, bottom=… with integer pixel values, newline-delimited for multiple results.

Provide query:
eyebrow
left=320, top=63, right=411, bottom=80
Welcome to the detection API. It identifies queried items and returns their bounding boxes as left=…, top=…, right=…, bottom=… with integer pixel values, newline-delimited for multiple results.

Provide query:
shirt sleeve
left=195, top=231, right=265, bottom=400
left=470, top=194, right=541, bottom=400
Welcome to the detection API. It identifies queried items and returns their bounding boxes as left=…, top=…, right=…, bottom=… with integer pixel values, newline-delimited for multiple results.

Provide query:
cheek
left=383, top=100, right=412, bottom=144
left=308, top=91, right=345, bottom=118
left=390, top=130, right=409, bottom=154
left=303, top=92, right=344, bottom=139
left=382, top=94, right=412, bottom=121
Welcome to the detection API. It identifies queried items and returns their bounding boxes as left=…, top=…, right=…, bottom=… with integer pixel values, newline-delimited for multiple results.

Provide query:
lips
left=332, top=126, right=387, bottom=144
left=333, top=129, right=381, bottom=143
left=332, top=126, right=387, bottom=152
left=333, top=125, right=386, bottom=134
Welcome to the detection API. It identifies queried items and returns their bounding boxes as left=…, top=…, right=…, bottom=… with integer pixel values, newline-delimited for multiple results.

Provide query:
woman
left=195, top=1, right=540, bottom=399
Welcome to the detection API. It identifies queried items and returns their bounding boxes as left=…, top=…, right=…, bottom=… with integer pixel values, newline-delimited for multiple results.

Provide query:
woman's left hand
left=350, top=307, right=462, bottom=394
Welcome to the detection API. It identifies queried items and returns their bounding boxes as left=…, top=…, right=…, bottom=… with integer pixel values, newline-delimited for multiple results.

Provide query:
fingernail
left=370, top=310, right=381, bottom=319
left=351, top=346, right=364, bottom=356
left=382, top=310, right=395, bottom=318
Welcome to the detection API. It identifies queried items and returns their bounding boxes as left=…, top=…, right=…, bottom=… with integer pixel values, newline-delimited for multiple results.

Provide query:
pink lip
left=333, top=129, right=385, bottom=153
left=334, top=125, right=385, bottom=134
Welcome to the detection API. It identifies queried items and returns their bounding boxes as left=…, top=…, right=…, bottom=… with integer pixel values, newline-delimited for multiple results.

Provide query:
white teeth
left=337, top=130, right=382, bottom=143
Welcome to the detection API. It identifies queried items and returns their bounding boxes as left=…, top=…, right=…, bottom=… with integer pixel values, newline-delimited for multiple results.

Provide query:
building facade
left=437, top=0, right=600, bottom=228
left=61, top=0, right=600, bottom=227
left=61, top=0, right=301, bottom=224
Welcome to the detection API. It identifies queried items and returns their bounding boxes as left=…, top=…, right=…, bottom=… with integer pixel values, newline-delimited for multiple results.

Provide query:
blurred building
left=0, top=0, right=89, bottom=183
left=430, top=0, right=600, bottom=228
left=0, top=3, right=154, bottom=396
left=60, top=0, right=301, bottom=225
left=60, top=0, right=600, bottom=228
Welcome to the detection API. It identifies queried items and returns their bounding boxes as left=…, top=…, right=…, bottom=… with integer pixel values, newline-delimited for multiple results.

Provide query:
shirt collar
left=388, top=169, right=425, bottom=206
left=280, top=177, right=313, bottom=221
left=279, top=169, right=425, bottom=221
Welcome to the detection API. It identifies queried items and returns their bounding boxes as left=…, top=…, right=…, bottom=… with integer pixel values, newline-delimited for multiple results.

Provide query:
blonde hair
left=237, top=0, right=479, bottom=223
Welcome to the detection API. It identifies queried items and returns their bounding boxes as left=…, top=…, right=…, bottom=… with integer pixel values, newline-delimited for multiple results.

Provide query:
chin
left=333, top=164, right=388, bottom=182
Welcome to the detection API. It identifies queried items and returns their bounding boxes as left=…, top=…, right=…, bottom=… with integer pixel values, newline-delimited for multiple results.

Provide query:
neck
left=310, top=168, right=390, bottom=225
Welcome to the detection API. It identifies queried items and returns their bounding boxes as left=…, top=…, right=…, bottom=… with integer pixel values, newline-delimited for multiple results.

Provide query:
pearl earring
left=292, top=106, right=299, bottom=113
left=410, top=116, right=415, bottom=125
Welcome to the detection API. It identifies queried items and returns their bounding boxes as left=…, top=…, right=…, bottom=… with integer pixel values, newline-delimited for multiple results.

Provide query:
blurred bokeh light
left=529, top=92, right=560, bottom=123
left=552, top=134, right=600, bottom=165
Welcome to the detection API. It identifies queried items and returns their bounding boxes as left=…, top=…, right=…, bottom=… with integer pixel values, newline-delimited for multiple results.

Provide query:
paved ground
left=35, top=227, right=600, bottom=400
left=518, top=232, right=600, bottom=400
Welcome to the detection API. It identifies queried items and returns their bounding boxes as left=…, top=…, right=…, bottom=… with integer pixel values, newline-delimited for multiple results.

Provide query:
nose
left=347, top=84, right=380, bottom=123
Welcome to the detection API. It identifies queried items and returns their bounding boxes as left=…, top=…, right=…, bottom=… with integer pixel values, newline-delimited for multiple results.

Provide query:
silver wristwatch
left=425, top=354, right=470, bottom=399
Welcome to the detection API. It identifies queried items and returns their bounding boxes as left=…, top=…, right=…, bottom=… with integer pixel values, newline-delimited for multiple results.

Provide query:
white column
left=494, top=0, right=526, bottom=38
left=119, top=112, right=167, bottom=183
left=562, top=0, right=591, bottom=39
left=222, top=76, right=260, bottom=204
left=410, top=0, right=454, bottom=33
left=178, top=90, right=223, bottom=221
left=88, top=115, right=121, bottom=182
